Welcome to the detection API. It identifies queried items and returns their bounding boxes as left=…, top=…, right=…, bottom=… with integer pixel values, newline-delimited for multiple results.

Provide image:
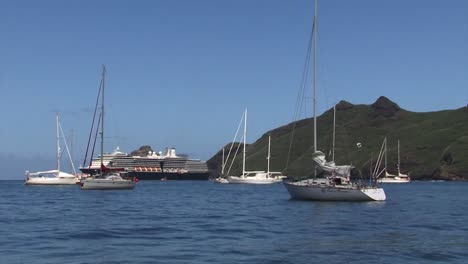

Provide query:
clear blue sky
left=1, top=0, right=467, bottom=178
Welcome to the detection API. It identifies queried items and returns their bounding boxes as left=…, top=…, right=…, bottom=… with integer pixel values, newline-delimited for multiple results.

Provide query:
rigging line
left=67, top=134, right=75, bottom=172
left=59, top=122, right=77, bottom=175
left=224, top=111, right=245, bottom=171
left=226, top=135, right=244, bottom=176
left=372, top=138, right=386, bottom=178
left=83, top=78, right=103, bottom=167
left=57, top=132, right=72, bottom=167
left=294, top=22, right=314, bottom=121
left=89, top=113, right=102, bottom=168
left=285, top=18, right=315, bottom=171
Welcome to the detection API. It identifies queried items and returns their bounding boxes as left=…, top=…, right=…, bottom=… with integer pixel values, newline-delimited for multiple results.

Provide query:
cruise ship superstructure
left=80, top=147, right=209, bottom=180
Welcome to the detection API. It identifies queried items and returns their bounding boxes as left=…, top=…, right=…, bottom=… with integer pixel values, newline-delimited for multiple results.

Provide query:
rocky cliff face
left=130, top=145, right=153, bottom=157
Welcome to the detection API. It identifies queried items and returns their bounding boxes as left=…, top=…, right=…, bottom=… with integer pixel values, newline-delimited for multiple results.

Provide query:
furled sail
left=312, top=151, right=353, bottom=177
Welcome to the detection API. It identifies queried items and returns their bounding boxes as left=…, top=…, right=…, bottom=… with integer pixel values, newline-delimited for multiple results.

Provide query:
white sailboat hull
left=379, top=177, right=410, bottom=183
left=228, top=176, right=282, bottom=184
left=25, top=170, right=78, bottom=185
left=25, top=177, right=78, bottom=185
left=379, top=172, right=411, bottom=183
left=283, top=179, right=386, bottom=201
left=24, top=114, right=78, bottom=186
left=212, top=177, right=230, bottom=184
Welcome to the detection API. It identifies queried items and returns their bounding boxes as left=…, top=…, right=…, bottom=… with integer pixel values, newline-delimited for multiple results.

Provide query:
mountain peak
left=130, top=145, right=153, bottom=157
left=371, top=96, right=401, bottom=117
left=336, top=100, right=354, bottom=110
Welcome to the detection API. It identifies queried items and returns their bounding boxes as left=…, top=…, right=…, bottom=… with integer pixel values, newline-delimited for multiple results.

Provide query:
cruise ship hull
left=128, top=171, right=210, bottom=180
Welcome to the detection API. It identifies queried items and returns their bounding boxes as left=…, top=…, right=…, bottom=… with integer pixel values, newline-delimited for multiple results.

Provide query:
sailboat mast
left=221, top=147, right=225, bottom=175
left=242, top=109, right=247, bottom=176
left=384, top=137, right=387, bottom=173
left=56, top=113, right=60, bottom=172
left=100, top=65, right=106, bottom=171
left=332, top=104, right=336, bottom=162
left=267, top=134, right=271, bottom=174
left=397, top=139, right=400, bottom=175
left=313, top=0, right=318, bottom=153
left=70, top=129, right=74, bottom=172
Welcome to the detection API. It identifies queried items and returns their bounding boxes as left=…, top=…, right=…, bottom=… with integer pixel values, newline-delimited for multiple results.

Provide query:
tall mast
left=70, top=129, right=74, bottom=172
left=100, top=65, right=106, bottom=171
left=242, top=108, right=247, bottom=176
left=267, top=134, right=271, bottom=174
left=397, top=139, right=400, bottom=175
left=221, top=147, right=225, bottom=175
left=384, top=137, right=387, bottom=173
left=56, top=113, right=60, bottom=172
left=332, top=104, right=336, bottom=162
left=313, top=0, right=318, bottom=153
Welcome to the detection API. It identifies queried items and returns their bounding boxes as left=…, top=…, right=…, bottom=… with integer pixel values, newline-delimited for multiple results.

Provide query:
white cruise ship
left=80, top=147, right=209, bottom=180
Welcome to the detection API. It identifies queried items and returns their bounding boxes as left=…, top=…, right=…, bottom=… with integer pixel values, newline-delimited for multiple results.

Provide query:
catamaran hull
left=80, top=179, right=136, bottom=190
left=228, top=176, right=283, bottom=184
left=25, top=177, right=78, bottom=185
left=283, top=181, right=386, bottom=201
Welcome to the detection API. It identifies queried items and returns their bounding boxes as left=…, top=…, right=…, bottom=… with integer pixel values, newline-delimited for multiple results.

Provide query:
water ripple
left=0, top=181, right=468, bottom=263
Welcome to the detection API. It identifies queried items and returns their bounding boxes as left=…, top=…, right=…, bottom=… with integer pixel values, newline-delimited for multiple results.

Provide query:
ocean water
left=0, top=180, right=467, bottom=264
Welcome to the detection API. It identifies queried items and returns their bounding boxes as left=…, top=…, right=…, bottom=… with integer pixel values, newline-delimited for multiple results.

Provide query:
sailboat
left=212, top=147, right=230, bottom=184
left=379, top=139, right=411, bottom=183
left=25, top=114, right=78, bottom=185
left=80, top=65, right=137, bottom=190
left=227, top=109, right=284, bottom=184
left=265, top=134, right=287, bottom=180
left=282, top=0, right=386, bottom=201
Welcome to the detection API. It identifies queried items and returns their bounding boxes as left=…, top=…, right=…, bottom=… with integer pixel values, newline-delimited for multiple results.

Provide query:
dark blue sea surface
left=0, top=180, right=467, bottom=264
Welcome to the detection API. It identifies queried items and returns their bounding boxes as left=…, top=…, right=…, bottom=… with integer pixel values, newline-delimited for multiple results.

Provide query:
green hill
left=207, top=96, right=468, bottom=181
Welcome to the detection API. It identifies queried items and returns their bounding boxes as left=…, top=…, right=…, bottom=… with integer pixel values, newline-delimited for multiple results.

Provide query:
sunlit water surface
left=1, top=180, right=467, bottom=264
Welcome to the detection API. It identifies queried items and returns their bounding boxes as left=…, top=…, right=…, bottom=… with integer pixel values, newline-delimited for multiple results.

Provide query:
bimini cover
left=312, top=151, right=353, bottom=177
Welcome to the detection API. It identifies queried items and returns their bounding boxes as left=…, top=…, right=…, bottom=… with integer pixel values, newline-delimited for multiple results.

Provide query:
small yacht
left=284, top=177, right=386, bottom=201
left=282, top=1, right=385, bottom=201
left=80, top=172, right=136, bottom=190
left=211, top=148, right=230, bottom=184
left=25, top=170, right=78, bottom=185
left=283, top=151, right=386, bottom=201
left=379, top=172, right=410, bottom=183
left=25, top=114, right=78, bottom=185
left=226, top=110, right=285, bottom=184
left=378, top=139, right=411, bottom=183
left=80, top=65, right=137, bottom=190
left=228, top=171, right=284, bottom=184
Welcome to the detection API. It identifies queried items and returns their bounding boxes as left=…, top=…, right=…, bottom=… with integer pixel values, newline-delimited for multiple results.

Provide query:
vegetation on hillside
left=207, top=97, right=468, bottom=181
